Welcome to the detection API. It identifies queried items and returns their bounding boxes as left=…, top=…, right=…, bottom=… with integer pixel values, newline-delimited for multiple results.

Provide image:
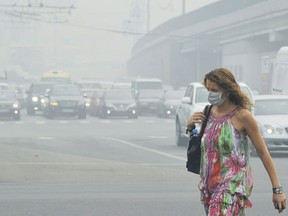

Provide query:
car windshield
left=139, top=91, right=162, bottom=99
left=82, top=90, right=96, bottom=97
left=31, top=84, right=52, bottom=94
left=0, top=91, right=16, bottom=100
left=165, top=91, right=185, bottom=100
left=52, top=86, right=81, bottom=96
left=112, top=83, right=131, bottom=89
left=137, top=82, right=162, bottom=90
left=106, top=91, right=133, bottom=100
left=254, top=99, right=288, bottom=115
left=78, top=83, right=102, bottom=89
left=195, top=87, right=209, bottom=103
left=41, top=77, right=71, bottom=84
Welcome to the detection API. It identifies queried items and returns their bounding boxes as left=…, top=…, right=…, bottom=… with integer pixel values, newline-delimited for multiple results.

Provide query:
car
left=0, top=90, right=21, bottom=120
left=42, top=84, right=86, bottom=119
left=98, top=89, right=138, bottom=119
left=131, top=78, right=163, bottom=99
left=157, top=89, right=185, bottom=118
left=252, top=94, right=288, bottom=155
left=136, top=89, right=163, bottom=115
left=26, top=82, right=54, bottom=115
left=175, top=82, right=254, bottom=146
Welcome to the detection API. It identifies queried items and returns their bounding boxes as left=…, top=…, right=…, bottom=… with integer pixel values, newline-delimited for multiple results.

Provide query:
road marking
left=35, top=121, right=45, bottom=124
left=59, top=120, right=68, bottom=124
left=101, top=137, right=186, bottom=161
left=39, top=137, right=54, bottom=140
left=122, top=120, right=133, bottom=124
left=15, top=121, right=24, bottom=124
left=79, top=120, right=89, bottom=124
left=144, top=120, right=155, bottom=123
left=100, top=120, right=111, bottom=124
left=148, top=135, right=169, bottom=139
left=165, top=119, right=174, bottom=123
left=3, top=162, right=102, bottom=166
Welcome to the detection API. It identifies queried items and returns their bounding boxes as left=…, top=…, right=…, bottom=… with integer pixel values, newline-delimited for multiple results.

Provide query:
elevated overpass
left=127, top=0, right=288, bottom=93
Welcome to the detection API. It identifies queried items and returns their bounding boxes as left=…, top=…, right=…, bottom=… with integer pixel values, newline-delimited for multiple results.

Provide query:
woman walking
left=187, top=68, right=286, bottom=215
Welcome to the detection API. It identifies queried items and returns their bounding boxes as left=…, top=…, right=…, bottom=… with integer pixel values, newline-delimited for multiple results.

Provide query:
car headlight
left=32, top=96, right=38, bottom=102
left=85, top=102, right=90, bottom=107
left=263, top=124, right=283, bottom=135
left=12, top=103, right=19, bottom=108
left=50, top=101, right=58, bottom=106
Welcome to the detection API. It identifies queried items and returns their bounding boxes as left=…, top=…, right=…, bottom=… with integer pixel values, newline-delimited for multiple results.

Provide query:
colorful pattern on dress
left=198, top=107, right=253, bottom=216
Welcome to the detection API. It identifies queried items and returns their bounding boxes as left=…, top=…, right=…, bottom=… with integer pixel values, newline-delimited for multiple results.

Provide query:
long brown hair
left=203, top=68, right=253, bottom=110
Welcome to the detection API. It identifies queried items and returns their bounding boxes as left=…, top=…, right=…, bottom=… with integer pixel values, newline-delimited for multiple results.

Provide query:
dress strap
left=226, top=107, right=241, bottom=119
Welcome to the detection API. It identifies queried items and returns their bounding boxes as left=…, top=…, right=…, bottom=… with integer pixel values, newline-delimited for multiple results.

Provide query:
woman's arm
left=240, top=110, right=286, bottom=213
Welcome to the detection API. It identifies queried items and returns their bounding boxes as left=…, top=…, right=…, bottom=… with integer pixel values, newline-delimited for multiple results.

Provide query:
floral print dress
left=198, top=107, right=253, bottom=216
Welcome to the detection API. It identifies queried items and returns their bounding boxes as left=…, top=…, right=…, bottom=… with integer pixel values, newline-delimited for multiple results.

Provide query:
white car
left=252, top=94, right=288, bottom=155
left=175, top=82, right=254, bottom=146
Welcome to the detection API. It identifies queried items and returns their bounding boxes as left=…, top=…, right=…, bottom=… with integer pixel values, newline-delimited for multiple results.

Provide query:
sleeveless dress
left=198, top=107, right=253, bottom=216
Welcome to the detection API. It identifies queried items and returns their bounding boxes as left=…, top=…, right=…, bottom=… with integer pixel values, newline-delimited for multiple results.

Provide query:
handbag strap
left=199, top=105, right=212, bottom=135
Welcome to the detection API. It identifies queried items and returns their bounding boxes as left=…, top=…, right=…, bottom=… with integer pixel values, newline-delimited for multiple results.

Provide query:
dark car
left=42, top=84, right=86, bottom=119
left=136, top=89, right=163, bottom=115
left=0, top=90, right=21, bottom=120
left=157, top=89, right=185, bottom=118
left=98, top=90, right=137, bottom=119
left=26, top=82, right=53, bottom=115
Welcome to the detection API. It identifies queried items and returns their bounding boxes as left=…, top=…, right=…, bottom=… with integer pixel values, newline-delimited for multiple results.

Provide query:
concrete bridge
left=127, top=0, right=288, bottom=93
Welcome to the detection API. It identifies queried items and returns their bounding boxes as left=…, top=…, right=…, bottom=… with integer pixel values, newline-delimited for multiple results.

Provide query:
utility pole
left=146, top=0, right=150, bottom=33
left=182, top=0, right=186, bottom=14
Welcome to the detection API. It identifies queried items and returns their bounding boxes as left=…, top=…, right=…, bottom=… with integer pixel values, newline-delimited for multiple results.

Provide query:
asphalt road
left=0, top=113, right=287, bottom=216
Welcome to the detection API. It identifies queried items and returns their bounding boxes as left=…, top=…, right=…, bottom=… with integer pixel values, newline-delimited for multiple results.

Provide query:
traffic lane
left=0, top=181, right=202, bottom=216
left=0, top=160, right=286, bottom=216
left=0, top=135, right=187, bottom=182
left=1, top=116, right=287, bottom=216
left=0, top=115, right=175, bottom=138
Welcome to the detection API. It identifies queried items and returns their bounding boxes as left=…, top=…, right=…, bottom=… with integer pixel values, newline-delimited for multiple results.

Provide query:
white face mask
left=208, top=91, right=225, bottom=106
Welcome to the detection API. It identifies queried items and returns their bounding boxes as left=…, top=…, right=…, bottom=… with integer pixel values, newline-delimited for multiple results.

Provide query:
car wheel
left=176, top=119, right=186, bottom=146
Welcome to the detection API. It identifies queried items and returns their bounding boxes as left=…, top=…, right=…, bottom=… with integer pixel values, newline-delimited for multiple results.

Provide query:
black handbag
left=186, top=105, right=212, bottom=174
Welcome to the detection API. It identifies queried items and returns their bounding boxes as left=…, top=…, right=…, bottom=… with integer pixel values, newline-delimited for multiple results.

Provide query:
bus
left=41, top=70, right=72, bottom=84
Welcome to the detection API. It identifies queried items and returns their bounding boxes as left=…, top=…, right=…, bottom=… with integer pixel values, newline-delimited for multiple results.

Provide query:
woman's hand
left=273, top=193, right=286, bottom=213
left=187, top=111, right=206, bottom=131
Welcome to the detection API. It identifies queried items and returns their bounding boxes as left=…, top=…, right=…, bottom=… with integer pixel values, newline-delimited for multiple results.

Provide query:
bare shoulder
left=235, top=108, right=253, bottom=121
left=230, top=108, right=255, bottom=133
